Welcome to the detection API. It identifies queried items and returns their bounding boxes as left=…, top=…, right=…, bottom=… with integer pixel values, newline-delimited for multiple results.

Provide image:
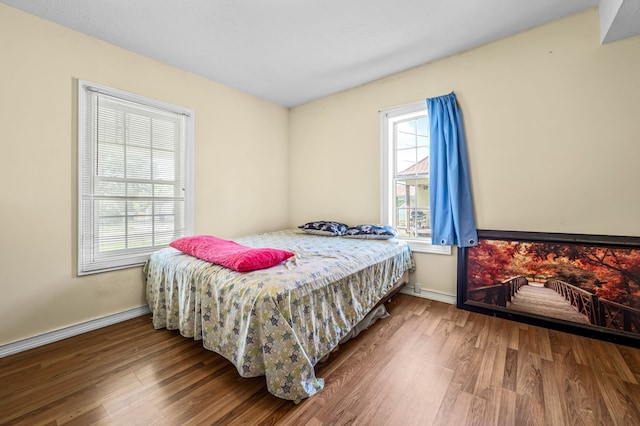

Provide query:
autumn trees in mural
left=468, top=239, right=640, bottom=309
left=464, top=238, right=640, bottom=335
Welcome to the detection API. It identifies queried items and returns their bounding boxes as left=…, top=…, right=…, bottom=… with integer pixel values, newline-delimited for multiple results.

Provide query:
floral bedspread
left=144, top=229, right=413, bottom=402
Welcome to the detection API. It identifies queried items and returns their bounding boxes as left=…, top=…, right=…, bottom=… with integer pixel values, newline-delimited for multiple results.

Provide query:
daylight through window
left=381, top=102, right=450, bottom=254
left=78, top=81, right=194, bottom=275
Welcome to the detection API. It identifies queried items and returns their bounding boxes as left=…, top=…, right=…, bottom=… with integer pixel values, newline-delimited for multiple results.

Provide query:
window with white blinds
left=78, top=80, right=193, bottom=275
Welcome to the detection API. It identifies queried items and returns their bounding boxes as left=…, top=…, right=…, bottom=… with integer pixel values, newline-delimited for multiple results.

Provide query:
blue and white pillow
left=298, top=221, right=348, bottom=236
left=342, top=224, right=398, bottom=240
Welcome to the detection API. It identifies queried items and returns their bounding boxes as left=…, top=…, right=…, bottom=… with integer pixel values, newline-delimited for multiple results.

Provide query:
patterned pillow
left=342, top=224, right=398, bottom=240
left=298, top=221, right=348, bottom=236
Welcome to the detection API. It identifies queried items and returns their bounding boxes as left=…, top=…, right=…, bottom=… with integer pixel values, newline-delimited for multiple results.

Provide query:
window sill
left=403, top=239, right=452, bottom=255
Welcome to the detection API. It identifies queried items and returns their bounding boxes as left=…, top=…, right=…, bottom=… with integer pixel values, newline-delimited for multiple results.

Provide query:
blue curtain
left=427, top=92, right=477, bottom=247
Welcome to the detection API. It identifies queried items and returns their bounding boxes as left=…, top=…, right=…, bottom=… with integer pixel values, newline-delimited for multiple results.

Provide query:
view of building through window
left=394, top=115, right=430, bottom=238
left=381, top=102, right=448, bottom=254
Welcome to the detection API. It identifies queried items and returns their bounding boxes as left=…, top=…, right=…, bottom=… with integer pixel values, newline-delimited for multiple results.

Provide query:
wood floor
left=2, top=294, right=640, bottom=426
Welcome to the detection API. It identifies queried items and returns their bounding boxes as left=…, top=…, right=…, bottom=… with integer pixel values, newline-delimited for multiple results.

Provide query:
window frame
left=78, top=80, right=194, bottom=275
left=380, top=101, right=451, bottom=255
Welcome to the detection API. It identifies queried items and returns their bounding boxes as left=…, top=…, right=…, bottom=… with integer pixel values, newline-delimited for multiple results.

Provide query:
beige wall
left=2, top=5, right=640, bottom=347
left=0, top=5, right=289, bottom=346
left=289, top=10, right=640, bottom=297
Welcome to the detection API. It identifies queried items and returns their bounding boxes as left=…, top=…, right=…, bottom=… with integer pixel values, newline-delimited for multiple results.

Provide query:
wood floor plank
left=603, top=342, right=638, bottom=385
left=540, top=358, right=565, bottom=426
left=502, top=347, right=518, bottom=392
left=553, top=348, right=594, bottom=425
left=390, top=362, right=453, bottom=425
left=433, top=389, right=473, bottom=426
left=619, top=345, right=640, bottom=382
left=2, top=295, right=640, bottom=425
left=496, top=387, right=517, bottom=425
left=596, top=373, right=640, bottom=425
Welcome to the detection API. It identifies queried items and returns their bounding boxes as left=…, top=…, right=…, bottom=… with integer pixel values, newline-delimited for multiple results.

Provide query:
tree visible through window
left=78, top=81, right=193, bottom=275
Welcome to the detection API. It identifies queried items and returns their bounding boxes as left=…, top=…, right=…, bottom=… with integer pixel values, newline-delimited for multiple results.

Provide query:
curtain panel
left=426, top=92, right=477, bottom=247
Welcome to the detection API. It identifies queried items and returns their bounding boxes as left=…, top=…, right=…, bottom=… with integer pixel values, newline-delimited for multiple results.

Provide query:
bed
left=144, top=228, right=413, bottom=402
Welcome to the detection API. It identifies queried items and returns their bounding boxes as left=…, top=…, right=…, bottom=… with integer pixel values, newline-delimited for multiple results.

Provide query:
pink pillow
left=169, top=235, right=295, bottom=272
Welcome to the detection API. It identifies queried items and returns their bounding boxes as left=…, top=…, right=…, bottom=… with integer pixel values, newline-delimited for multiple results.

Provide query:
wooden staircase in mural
left=467, top=276, right=640, bottom=334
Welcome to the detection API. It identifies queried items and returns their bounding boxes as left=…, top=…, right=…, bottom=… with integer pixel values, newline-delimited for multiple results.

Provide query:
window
left=380, top=102, right=450, bottom=254
left=78, top=80, right=194, bottom=275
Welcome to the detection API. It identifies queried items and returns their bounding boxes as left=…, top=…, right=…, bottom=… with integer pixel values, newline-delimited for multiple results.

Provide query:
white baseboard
left=0, top=305, right=151, bottom=359
left=400, top=286, right=456, bottom=305
left=1, top=288, right=453, bottom=358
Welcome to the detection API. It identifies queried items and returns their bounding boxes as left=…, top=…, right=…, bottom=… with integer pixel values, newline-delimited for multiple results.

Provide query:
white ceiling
left=3, top=0, right=638, bottom=107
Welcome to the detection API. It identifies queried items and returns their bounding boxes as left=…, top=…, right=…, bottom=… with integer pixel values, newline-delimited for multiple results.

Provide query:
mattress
left=145, top=229, right=413, bottom=401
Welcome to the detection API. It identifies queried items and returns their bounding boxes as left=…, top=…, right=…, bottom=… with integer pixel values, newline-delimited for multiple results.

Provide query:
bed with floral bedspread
left=144, top=228, right=413, bottom=402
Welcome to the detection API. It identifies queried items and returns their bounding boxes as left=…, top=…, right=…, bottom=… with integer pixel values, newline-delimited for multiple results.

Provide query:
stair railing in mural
left=467, top=276, right=640, bottom=334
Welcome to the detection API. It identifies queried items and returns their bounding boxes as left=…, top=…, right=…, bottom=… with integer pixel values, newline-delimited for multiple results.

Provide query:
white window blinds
left=78, top=80, right=193, bottom=275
